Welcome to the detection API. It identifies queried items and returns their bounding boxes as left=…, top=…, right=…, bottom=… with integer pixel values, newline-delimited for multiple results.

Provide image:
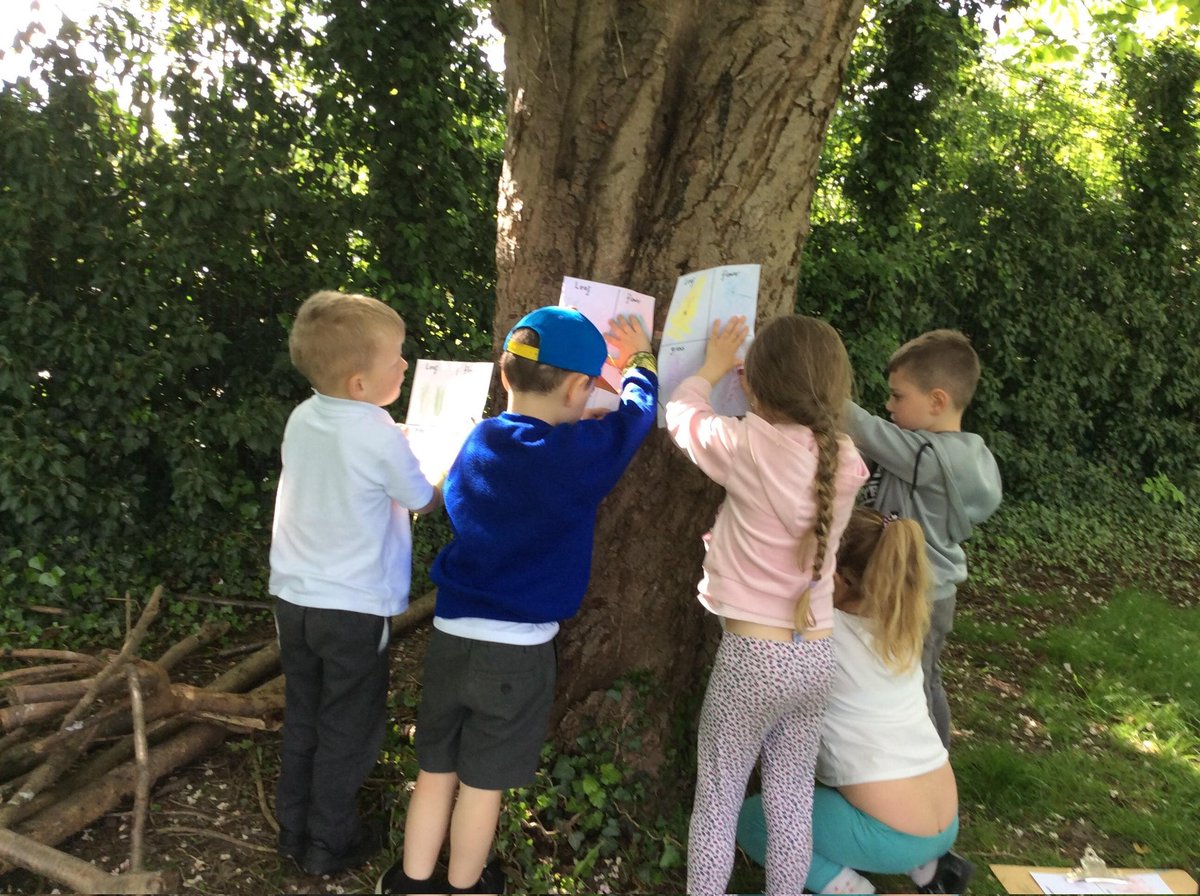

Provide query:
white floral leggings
left=687, top=631, right=835, bottom=896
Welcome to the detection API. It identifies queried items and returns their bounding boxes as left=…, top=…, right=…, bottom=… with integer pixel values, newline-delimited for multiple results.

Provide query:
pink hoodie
left=666, top=376, right=869, bottom=633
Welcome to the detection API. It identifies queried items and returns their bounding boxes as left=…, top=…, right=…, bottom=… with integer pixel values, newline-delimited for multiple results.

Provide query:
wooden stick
left=0, top=700, right=77, bottom=733
left=176, top=593, right=273, bottom=610
left=214, top=639, right=273, bottom=659
left=60, top=586, right=162, bottom=731
left=151, top=825, right=276, bottom=853
left=0, top=648, right=106, bottom=665
left=26, top=605, right=68, bottom=616
left=125, top=666, right=149, bottom=874
left=169, top=681, right=285, bottom=718
left=0, top=662, right=98, bottom=684
left=153, top=620, right=230, bottom=673
left=0, top=827, right=173, bottom=894
left=6, top=663, right=164, bottom=707
left=250, top=745, right=279, bottom=834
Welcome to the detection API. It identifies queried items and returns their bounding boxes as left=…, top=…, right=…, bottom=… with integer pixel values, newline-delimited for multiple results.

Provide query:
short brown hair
left=289, top=291, right=405, bottom=394
left=500, top=328, right=581, bottom=394
left=887, top=329, right=981, bottom=411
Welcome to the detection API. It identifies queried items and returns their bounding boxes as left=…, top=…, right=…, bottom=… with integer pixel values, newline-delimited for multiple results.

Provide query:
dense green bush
left=0, top=0, right=502, bottom=628
left=801, top=3, right=1200, bottom=502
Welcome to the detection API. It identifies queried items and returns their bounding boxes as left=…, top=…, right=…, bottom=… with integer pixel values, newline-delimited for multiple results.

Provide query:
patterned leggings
left=687, top=631, right=836, bottom=896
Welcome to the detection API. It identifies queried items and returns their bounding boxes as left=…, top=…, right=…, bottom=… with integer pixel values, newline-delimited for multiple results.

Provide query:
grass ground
left=949, top=587, right=1199, bottom=893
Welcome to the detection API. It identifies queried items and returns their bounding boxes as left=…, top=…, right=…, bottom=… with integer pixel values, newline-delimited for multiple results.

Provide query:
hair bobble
left=881, top=512, right=900, bottom=528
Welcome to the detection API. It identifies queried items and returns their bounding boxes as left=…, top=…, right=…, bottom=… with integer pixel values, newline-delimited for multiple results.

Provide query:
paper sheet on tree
left=403, top=359, right=494, bottom=482
left=1030, top=871, right=1173, bottom=894
left=557, top=276, right=656, bottom=411
left=656, top=264, right=760, bottom=426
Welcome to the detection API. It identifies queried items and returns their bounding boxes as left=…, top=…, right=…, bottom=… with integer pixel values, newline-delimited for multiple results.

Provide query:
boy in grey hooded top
left=846, top=329, right=1002, bottom=748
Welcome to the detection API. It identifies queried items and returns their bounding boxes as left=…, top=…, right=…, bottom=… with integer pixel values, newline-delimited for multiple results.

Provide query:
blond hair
left=837, top=507, right=931, bottom=672
left=743, top=315, right=852, bottom=629
left=289, top=291, right=405, bottom=394
left=887, top=329, right=981, bottom=411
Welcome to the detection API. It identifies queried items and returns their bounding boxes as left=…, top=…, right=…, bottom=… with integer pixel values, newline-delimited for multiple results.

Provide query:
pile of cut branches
left=0, top=587, right=286, bottom=894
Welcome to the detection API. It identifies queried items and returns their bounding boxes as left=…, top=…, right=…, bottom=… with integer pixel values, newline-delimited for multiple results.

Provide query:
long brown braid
left=797, top=408, right=842, bottom=628
left=743, top=315, right=853, bottom=631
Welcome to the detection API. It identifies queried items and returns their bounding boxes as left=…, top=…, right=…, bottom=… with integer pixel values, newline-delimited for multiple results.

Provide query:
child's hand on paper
left=605, top=314, right=652, bottom=371
left=697, top=316, right=749, bottom=385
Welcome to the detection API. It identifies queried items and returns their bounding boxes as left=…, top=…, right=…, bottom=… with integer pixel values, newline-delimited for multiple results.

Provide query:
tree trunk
left=489, top=0, right=866, bottom=752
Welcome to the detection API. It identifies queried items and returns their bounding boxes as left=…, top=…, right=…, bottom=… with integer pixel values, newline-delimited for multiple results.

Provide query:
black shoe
left=302, top=818, right=385, bottom=876
left=277, top=828, right=305, bottom=863
left=917, top=851, right=975, bottom=894
left=375, top=859, right=447, bottom=894
left=449, top=858, right=506, bottom=894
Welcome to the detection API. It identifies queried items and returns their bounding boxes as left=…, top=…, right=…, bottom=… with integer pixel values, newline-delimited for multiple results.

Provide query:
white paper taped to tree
left=656, top=263, right=759, bottom=426
left=557, top=276, right=656, bottom=411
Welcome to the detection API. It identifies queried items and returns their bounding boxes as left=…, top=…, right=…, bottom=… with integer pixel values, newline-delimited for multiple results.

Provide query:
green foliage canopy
left=799, top=0, right=1200, bottom=501
left=0, top=0, right=502, bottom=618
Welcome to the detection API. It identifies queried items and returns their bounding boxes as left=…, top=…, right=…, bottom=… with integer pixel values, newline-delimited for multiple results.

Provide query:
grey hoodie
left=846, top=402, right=1003, bottom=601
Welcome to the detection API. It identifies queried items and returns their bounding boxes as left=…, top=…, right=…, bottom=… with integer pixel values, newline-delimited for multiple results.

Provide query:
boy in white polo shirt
left=269, top=290, right=441, bottom=877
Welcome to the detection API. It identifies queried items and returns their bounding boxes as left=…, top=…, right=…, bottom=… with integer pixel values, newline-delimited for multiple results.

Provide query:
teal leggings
left=737, top=787, right=959, bottom=892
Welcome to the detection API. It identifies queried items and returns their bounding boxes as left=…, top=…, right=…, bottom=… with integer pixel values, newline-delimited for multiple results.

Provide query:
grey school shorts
left=414, top=629, right=556, bottom=791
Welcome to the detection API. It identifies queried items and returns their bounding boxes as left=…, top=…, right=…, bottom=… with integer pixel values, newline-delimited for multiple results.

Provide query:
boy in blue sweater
left=377, top=306, right=657, bottom=895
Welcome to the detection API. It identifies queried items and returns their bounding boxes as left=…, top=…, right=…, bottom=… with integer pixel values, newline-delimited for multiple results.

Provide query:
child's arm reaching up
left=580, top=314, right=655, bottom=422
left=696, top=316, right=750, bottom=385
left=605, top=313, right=653, bottom=370
left=664, top=317, right=750, bottom=487
left=566, top=312, right=657, bottom=474
left=845, top=402, right=939, bottom=487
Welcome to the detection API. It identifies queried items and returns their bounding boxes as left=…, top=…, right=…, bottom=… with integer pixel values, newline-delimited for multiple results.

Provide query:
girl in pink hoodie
left=666, top=314, right=869, bottom=896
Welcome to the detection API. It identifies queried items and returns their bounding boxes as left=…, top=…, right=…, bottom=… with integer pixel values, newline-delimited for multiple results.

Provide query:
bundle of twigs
left=0, top=586, right=435, bottom=894
left=0, top=586, right=287, bottom=893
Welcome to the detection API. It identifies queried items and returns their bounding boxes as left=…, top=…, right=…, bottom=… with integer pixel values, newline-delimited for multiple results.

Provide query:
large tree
left=488, top=0, right=867, bottom=748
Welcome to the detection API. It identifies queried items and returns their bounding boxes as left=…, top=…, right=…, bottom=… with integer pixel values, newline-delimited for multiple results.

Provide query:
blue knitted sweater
left=431, top=368, right=657, bottom=623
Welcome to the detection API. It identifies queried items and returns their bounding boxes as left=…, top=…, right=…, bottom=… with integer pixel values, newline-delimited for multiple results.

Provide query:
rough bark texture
left=489, top=0, right=866, bottom=751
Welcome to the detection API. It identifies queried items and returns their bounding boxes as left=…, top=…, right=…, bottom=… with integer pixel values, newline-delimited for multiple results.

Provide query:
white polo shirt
left=269, top=392, right=434, bottom=617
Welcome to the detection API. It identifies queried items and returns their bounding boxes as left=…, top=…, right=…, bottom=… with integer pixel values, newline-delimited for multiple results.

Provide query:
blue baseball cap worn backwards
left=505, top=306, right=608, bottom=377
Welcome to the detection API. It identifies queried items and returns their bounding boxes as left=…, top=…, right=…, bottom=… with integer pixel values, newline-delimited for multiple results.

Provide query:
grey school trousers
left=274, top=599, right=390, bottom=853
left=922, top=595, right=956, bottom=748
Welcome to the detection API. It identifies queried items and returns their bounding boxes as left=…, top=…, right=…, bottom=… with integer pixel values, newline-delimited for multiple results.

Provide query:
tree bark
left=489, top=0, right=866, bottom=751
